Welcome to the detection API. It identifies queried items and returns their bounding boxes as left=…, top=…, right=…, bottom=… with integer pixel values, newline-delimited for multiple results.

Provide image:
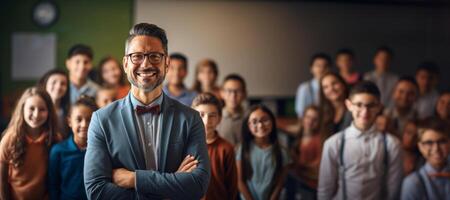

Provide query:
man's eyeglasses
left=248, top=118, right=271, bottom=127
left=350, top=102, right=379, bottom=110
left=127, top=52, right=165, bottom=65
left=419, top=139, right=448, bottom=148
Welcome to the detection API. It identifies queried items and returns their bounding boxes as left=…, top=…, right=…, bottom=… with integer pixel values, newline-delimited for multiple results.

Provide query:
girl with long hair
left=319, top=72, right=352, bottom=138
left=236, top=105, right=290, bottom=200
left=0, top=87, right=61, bottom=200
left=38, top=69, right=71, bottom=136
left=192, top=59, right=221, bottom=99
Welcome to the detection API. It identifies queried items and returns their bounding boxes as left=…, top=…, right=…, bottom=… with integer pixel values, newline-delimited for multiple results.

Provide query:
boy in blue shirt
left=295, top=53, right=331, bottom=117
left=401, top=119, right=450, bottom=200
left=163, top=53, right=197, bottom=106
left=66, top=44, right=99, bottom=103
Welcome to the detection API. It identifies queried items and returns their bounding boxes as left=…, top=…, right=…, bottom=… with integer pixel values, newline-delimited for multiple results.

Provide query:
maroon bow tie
left=135, top=105, right=161, bottom=115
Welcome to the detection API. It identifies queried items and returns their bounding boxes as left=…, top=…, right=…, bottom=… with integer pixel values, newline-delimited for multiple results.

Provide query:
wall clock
left=32, top=1, right=59, bottom=28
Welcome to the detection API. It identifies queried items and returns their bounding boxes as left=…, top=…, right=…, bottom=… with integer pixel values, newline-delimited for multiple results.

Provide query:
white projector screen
left=135, top=1, right=448, bottom=97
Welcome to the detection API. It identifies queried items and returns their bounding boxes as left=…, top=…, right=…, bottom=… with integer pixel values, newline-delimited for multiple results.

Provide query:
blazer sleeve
left=84, top=112, right=136, bottom=200
left=134, top=112, right=211, bottom=199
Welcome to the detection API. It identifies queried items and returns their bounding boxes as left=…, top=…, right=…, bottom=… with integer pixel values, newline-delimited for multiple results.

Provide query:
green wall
left=0, top=0, right=133, bottom=96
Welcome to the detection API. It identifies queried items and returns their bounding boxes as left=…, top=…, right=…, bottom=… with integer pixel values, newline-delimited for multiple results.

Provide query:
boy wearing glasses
left=192, top=93, right=238, bottom=200
left=401, top=120, right=450, bottom=200
left=163, top=53, right=197, bottom=106
left=217, top=74, right=247, bottom=146
left=66, top=44, right=99, bottom=103
left=318, top=81, right=403, bottom=200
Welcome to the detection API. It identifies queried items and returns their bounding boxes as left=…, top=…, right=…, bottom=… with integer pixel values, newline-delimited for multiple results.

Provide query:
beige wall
left=135, top=1, right=450, bottom=97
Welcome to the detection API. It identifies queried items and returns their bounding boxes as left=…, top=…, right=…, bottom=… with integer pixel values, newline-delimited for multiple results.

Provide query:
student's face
left=96, top=90, right=116, bottom=108
left=197, top=66, right=216, bottom=87
left=302, top=109, right=320, bottom=133
left=167, top=59, right=187, bottom=85
left=375, top=115, right=389, bottom=132
left=102, top=60, right=122, bottom=86
left=393, top=81, right=417, bottom=110
left=194, top=104, right=221, bottom=134
left=373, top=51, right=391, bottom=71
left=415, top=70, right=432, bottom=91
left=221, top=80, right=245, bottom=110
left=346, top=93, right=381, bottom=130
left=321, top=75, right=346, bottom=102
left=336, top=54, right=353, bottom=71
left=418, top=130, right=449, bottom=169
left=402, top=122, right=417, bottom=149
left=66, top=54, right=92, bottom=80
left=23, top=95, right=49, bottom=129
left=310, top=58, right=329, bottom=78
left=45, top=74, right=68, bottom=103
left=68, top=105, right=93, bottom=143
left=248, top=109, right=273, bottom=139
left=436, top=94, right=450, bottom=120
left=123, top=36, right=168, bottom=93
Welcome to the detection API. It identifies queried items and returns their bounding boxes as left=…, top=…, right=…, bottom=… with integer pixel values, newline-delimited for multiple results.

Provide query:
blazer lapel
left=120, top=94, right=146, bottom=169
left=159, top=94, right=174, bottom=171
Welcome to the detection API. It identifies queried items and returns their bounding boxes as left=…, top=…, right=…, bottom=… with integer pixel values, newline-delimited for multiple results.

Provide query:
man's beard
left=127, top=69, right=165, bottom=93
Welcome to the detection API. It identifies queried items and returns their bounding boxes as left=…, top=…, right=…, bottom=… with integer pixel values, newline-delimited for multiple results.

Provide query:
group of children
left=0, top=43, right=448, bottom=200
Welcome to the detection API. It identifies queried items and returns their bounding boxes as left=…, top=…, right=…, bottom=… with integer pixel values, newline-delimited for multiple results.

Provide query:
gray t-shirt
left=236, top=142, right=290, bottom=200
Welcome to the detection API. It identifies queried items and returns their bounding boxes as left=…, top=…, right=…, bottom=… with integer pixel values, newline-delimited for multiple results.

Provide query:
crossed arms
left=84, top=112, right=211, bottom=200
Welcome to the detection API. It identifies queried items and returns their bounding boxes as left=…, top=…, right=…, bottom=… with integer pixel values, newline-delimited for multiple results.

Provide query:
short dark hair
left=417, top=119, right=449, bottom=141
left=336, top=48, right=354, bottom=58
left=68, top=44, right=93, bottom=60
left=397, top=76, right=419, bottom=91
left=69, top=95, right=98, bottom=116
left=222, top=73, right=247, bottom=94
left=416, top=61, right=440, bottom=75
left=375, top=46, right=394, bottom=57
left=169, top=53, right=188, bottom=70
left=349, top=81, right=381, bottom=100
left=125, top=23, right=168, bottom=54
left=310, top=52, right=332, bottom=67
left=191, top=92, right=223, bottom=116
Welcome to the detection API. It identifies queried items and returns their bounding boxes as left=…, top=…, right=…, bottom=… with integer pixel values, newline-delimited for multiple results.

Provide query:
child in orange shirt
left=192, top=93, right=238, bottom=200
left=0, top=87, right=61, bottom=200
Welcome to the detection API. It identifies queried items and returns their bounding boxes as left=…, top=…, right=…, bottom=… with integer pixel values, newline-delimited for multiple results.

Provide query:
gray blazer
left=84, top=93, right=211, bottom=200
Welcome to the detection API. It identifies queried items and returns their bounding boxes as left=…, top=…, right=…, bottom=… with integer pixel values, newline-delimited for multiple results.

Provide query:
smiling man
left=84, top=23, right=211, bottom=200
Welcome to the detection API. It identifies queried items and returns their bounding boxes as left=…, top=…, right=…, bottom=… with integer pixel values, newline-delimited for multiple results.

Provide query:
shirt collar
left=70, top=79, right=95, bottom=92
left=130, top=92, right=163, bottom=108
left=25, top=132, right=48, bottom=144
left=163, top=84, right=189, bottom=98
left=345, top=122, right=377, bottom=139
left=67, top=135, right=86, bottom=151
left=424, top=162, right=450, bottom=174
left=222, top=108, right=243, bottom=120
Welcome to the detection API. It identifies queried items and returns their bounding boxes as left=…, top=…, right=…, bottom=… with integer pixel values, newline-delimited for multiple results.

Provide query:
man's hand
left=112, top=168, right=135, bottom=189
left=177, top=155, right=198, bottom=173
